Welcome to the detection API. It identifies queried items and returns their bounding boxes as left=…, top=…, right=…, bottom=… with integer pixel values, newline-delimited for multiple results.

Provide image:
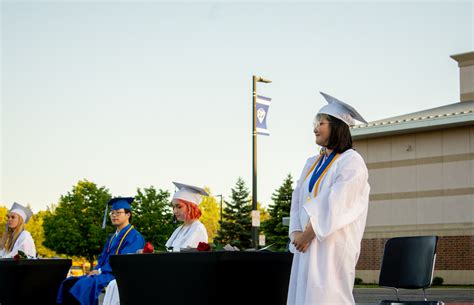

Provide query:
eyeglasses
left=313, top=120, right=331, bottom=129
left=109, top=211, right=126, bottom=217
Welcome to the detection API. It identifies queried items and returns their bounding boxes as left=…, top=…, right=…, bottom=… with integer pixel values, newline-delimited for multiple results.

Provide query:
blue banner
left=256, top=95, right=271, bottom=136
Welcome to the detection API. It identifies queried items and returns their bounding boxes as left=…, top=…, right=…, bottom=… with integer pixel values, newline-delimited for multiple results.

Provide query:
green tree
left=214, top=178, right=252, bottom=249
left=199, top=189, right=220, bottom=242
left=261, top=174, right=293, bottom=251
left=132, top=186, right=175, bottom=251
left=43, top=180, right=112, bottom=266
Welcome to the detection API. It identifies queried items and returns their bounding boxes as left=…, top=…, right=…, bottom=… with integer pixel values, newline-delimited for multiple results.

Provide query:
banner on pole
left=251, top=210, right=260, bottom=227
left=256, top=95, right=272, bottom=136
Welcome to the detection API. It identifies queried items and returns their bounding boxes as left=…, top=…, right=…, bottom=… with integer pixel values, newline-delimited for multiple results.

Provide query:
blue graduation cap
left=108, top=197, right=134, bottom=211
left=102, top=197, right=134, bottom=229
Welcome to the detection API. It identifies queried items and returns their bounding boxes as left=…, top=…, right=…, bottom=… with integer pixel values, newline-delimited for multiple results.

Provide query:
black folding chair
left=378, top=236, right=444, bottom=305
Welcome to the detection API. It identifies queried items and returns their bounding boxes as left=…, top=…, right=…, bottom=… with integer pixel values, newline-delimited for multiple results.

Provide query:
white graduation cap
left=9, top=202, right=33, bottom=224
left=318, top=92, right=368, bottom=126
left=172, top=182, right=209, bottom=205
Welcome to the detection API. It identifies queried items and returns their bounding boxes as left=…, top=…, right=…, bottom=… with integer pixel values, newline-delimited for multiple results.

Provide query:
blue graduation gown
left=57, top=224, right=145, bottom=305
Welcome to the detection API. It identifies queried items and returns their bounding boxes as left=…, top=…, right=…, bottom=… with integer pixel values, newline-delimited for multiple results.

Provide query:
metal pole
left=218, top=195, right=223, bottom=223
left=252, top=75, right=258, bottom=249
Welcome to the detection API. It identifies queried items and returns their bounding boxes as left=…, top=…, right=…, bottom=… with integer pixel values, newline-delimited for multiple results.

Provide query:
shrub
left=354, top=277, right=364, bottom=285
left=432, top=276, right=444, bottom=286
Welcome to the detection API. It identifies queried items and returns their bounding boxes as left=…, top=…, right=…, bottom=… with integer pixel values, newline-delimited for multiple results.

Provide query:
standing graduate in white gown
left=287, top=92, right=370, bottom=305
left=0, top=202, right=36, bottom=258
left=103, top=182, right=209, bottom=305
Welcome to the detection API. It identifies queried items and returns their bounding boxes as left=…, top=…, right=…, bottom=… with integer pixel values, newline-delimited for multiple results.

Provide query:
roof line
left=351, top=112, right=474, bottom=140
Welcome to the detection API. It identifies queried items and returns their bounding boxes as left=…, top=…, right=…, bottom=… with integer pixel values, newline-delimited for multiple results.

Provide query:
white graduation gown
left=0, top=230, right=36, bottom=258
left=103, top=220, right=208, bottom=305
left=287, top=149, right=370, bottom=305
left=103, top=279, right=120, bottom=305
left=165, top=220, right=208, bottom=252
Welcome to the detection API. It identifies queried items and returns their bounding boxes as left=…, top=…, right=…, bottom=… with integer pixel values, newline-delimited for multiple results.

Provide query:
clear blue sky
left=1, top=1, right=473, bottom=212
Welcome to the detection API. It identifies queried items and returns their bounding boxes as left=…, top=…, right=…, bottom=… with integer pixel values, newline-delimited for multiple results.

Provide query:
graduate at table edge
left=165, top=181, right=209, bottom=252
left=286, top=92, right=370, bottom=305
left=56, top=197, right=145, bottom=305
left=0, top=202, right=36, bottom=258
left=102, top=182, right=209, bottom=305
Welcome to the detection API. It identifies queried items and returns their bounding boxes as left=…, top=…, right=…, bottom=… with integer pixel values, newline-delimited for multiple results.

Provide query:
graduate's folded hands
left=87, top=270, right=100, bottom=277
left=293, top=225, right=316, bottom=253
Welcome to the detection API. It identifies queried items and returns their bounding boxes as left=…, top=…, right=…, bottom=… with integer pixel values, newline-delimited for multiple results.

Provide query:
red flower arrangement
left=197, top=242, right=211, bottom=252
left=143, top=242, right=154, bottom=253
left=13, top=250, right=27, bottom=261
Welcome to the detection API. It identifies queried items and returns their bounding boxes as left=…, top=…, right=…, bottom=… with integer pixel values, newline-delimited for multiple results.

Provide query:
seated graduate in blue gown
left=56, top=197, right=145, bottom=305
left=102, top=182, right=210, bottom=305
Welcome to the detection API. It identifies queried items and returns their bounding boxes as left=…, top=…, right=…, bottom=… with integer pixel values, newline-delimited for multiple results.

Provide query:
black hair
left=124, top=209, right=132, bottom=223
left=318, top=114, right=353, bottom=153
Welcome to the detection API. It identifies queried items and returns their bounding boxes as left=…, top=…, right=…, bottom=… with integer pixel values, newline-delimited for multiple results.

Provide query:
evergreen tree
left=132, top=186, right=175, bottom=251
left=261, top=174, right=294, bottom=251
left=214, top=178, right=252, bottom=249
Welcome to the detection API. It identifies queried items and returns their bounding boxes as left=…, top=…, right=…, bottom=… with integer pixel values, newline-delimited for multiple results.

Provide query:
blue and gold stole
left=107, top=225, right=135, bottom=255
left=305, top=150, right=340, bottom=200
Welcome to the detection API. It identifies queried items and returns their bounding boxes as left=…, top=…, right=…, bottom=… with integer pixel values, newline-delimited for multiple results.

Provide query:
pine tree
left=261, top=174, right=294, bottom=251
left=214, top=178, right=252, bottom=249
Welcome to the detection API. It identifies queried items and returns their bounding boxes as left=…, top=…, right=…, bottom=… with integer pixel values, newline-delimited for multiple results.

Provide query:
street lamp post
left=252, top=75, right=271, bottom=249
left=215, top=194, right=223, bottom=223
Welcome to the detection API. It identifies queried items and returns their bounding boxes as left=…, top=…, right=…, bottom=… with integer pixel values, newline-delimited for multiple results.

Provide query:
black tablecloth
left=110, top=251, right=293, bottom=305
left=0, top=258, right=71, bottom=305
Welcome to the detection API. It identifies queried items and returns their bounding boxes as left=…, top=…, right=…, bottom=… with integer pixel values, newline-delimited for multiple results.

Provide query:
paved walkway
left=354, top=288, right=474, bottom=304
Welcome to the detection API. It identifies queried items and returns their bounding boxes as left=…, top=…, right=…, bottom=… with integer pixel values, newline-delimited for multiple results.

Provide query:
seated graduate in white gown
left=0, top=202, right=36, bottom=258
left=103, top=182, right=209, bottom=305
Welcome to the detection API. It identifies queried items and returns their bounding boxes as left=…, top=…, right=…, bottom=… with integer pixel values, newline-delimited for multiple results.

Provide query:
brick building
left=352, top=51, right=474, bottom=285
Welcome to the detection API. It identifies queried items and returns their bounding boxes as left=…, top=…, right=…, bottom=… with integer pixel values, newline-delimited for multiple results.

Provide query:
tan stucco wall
left=354, top=126, right=474, bottom=285
left=460, top=65, right=474, bottom=98
left=354, top=126, right=474, bottom=230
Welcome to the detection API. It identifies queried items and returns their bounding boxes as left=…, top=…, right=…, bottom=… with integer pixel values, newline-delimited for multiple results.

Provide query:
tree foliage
left=43, top=180, right=112, bottom=265
left=0, top=206, right=8, bottom=237
left=199, top=189, right=220, bottom=242
left=257, top=202, right=270, bottom=223
left=132, top=186, right=175, bottom=251
left=25, top=210, right=58, bottom=257
left=214, top=178, right=252, bottom=249
left=261, top=174, right=293, bottom=251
